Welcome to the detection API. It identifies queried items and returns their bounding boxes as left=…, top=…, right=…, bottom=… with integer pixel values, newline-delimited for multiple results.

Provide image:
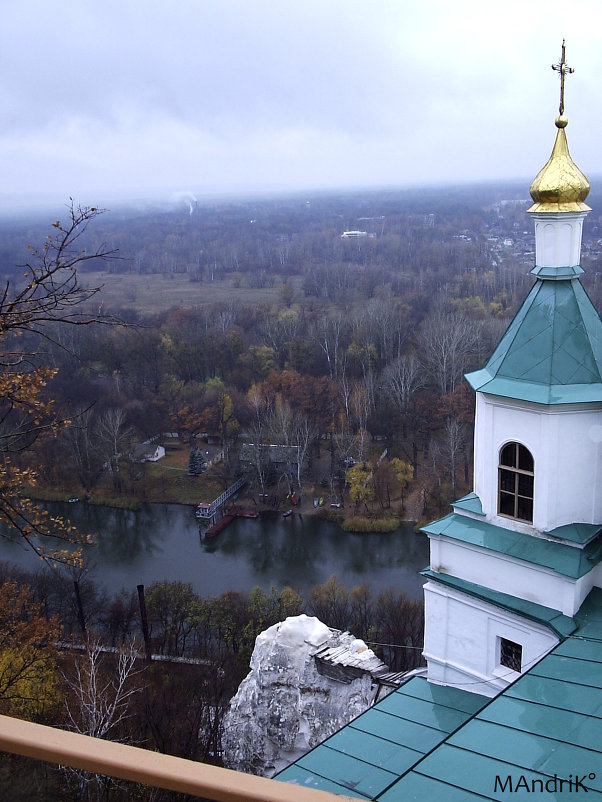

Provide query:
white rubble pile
left=222, top=614, right=380, bottom=777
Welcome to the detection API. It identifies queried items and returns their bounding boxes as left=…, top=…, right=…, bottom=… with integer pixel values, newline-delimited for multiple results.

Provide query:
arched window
left=498, top=442, right=534, bottom=523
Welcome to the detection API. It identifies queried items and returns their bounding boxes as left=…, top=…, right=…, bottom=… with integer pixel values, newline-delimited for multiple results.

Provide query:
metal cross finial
left=551, top=39, right=574, bottom=117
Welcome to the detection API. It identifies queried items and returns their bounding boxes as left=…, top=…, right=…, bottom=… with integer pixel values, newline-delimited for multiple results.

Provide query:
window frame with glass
left=498, top=442, right=534, bottom=523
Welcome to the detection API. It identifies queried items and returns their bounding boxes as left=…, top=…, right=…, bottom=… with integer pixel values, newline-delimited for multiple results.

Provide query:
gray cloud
left=1, top=0, right=602, bottom=206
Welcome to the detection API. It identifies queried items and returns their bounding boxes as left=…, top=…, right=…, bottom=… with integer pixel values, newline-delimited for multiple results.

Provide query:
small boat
left=68, top=497, right=79, bottom=503
left=282, top=509, right=293, bottom=518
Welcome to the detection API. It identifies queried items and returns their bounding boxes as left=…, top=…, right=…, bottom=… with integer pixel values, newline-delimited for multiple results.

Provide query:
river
left=0, top=502, right=430, bottom=601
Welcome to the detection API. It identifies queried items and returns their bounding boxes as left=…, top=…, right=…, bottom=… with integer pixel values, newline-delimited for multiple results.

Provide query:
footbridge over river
left=195, top=477, right=246, bottom=523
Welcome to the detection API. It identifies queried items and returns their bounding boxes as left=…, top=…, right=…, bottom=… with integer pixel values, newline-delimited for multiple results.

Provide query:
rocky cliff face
left=222, top=614, right=381, bottom=777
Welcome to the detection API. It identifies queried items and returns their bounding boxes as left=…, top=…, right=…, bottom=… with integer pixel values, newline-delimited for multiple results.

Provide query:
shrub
left=342, top=516, right=400, bottom=533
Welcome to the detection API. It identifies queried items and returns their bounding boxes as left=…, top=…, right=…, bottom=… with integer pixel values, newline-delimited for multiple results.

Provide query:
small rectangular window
left=500, top=637, right=522, bottom=673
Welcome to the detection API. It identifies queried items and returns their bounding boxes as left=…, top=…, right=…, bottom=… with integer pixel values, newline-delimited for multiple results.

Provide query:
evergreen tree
left=188, top=447, right=205, bottom=476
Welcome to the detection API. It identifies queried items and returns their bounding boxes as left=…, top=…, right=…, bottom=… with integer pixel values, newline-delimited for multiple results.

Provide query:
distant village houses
left=131, top=441, right=165, bottom=463
left=239, top=443, right=302, bottom=485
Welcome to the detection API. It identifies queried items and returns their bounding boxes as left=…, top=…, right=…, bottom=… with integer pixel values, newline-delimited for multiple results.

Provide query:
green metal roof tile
left=449, top=718, right=602, bottom=789
left=538, top=745, right=602, bottom=792
left=466, top=276, right=602, bottom=404
left=276, top=677, right=485, bottom=798
left=554, top=635, right=602, bottom=661
left=410, top=744, right=602, bottom=798
left=296, top=746, right=399, bottom=798
left=552, top=714, right=602, bottom=752
left=478, top=696, right=602, bottom=752
left=545, top=522, right=602, bottom=545
left=421, top=569, right=577, bottom=638
left=377, top=772, right=488, bottom=801
left=467, top=374, right=602, bottom=404
left=452, top=492, right=485, bottom=516
left=396, top=677, right=488, bottom=716
left=275, top=766, right=368, bottom=799
left=531, top=264, right=584, bottom=278
left=478, top=696, right=587, bottom=740
left=421, top=512, right=602, bottom=579
left=351, top=709, right=445, bottom=754
left=506, top=674, right=602, bottom=717
left=560, top=325, right=595, bottom=363
left=574, top=617, right=602, bottom=637
left=575, top=587, right=602, bottom=628
left=376, top=692, right=470, bottom=734
left=404, top=744, right=555, bottom=798
left=529, top=653, right=602, bottom=687
left=328, top=726, right=423, bottom=775
left=575, top=621, right=602, bottom=640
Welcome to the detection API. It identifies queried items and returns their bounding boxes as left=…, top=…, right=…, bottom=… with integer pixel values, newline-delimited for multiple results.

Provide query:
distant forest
left=2, top=181, right=602, bottom=515
left=1, top=182, right=602, bottom=799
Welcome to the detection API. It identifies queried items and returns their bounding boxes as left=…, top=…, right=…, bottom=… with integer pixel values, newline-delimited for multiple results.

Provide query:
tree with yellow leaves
left=0, top=202, right=115, bottom=565
left=346, top=462, right=374, bottom=512
left=0, top=580, right=61, bottom=721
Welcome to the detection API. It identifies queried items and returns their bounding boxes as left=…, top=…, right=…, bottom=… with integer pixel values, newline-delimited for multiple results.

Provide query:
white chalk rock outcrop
left=222, top=614, right=380, bottom=777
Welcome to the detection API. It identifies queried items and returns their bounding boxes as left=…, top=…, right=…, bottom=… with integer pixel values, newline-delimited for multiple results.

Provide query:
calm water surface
left=1, top=503, right=429, bottom=600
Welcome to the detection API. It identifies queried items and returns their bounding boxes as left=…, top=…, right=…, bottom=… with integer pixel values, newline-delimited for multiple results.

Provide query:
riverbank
left=26, top=483, right=415, bottom=534
left=27, top=440, right=426, bottom=531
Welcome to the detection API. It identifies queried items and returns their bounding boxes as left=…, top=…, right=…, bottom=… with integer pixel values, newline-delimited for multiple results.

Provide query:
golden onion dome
left=528, top=115, right=591, bottom=213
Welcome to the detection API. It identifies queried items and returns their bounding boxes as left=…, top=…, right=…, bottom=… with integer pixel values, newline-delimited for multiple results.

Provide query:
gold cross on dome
left=552, top=39, right=574, bottom=117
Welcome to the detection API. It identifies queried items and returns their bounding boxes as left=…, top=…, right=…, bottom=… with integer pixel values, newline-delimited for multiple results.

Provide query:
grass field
left=81, top=270, right=298, bottom=315
left=31, top=441, right=228, bottom=509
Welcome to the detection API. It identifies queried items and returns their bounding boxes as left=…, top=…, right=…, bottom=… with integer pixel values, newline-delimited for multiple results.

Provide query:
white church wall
left=429, top=534, right=588, bottom=616
left=473, top=393, right=602, bottom=532
left=531, top=212, right=586, bottom=267
left=423, top=580, right=559, bottom=697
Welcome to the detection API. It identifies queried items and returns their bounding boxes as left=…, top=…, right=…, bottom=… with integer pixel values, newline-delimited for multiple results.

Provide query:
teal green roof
left=421, top=511, right=602, bottom=579
left=466, top=277, right=602, bottom=404
left=530, top=264, right=584, bottom=278
left=451, top=492, right=484, bottom=516
left=421, top=569, right=577, bottom=638
left=280, top=589, right=602, bottom=800
left=546, top=521, right=602, bottom=545
left=380, top=588, right=602, bottom=800
left=276, top=677, right=487, bottom=799
left=451, top=494, right=601, bottom=546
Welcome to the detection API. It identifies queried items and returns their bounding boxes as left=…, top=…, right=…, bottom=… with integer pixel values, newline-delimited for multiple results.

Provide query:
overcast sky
left=2, top=0, right=602, bottom=210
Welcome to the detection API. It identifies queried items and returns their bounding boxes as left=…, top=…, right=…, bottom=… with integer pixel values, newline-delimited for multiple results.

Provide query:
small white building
left=132, top=443, right=166, bottom=463
left=340, top=230, right=368, bottom=238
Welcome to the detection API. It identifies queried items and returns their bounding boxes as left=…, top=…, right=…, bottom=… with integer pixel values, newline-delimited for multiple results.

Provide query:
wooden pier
left=203, top=506, right=259, bottom=538
left=195, top=477, right=246, bottom=523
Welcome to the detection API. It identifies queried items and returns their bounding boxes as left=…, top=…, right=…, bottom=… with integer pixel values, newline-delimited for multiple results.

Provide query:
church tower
left=421, top=43, right=602, bottom=696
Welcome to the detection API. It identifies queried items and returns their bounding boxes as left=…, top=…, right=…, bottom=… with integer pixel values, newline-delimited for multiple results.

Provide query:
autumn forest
left=1, top=181, right=602, bottom=798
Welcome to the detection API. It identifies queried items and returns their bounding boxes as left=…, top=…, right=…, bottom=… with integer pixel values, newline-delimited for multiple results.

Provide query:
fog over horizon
left=2, top=1, right=602, bottom=214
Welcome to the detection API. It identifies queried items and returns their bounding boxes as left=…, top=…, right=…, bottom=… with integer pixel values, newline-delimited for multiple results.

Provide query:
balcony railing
left=0, top=714, right=353, bottom=802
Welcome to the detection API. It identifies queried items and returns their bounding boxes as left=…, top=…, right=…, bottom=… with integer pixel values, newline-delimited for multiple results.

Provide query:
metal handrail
left=0, top=714, right=353, bottom=802
left=196, top=477, right=246, bottom=519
